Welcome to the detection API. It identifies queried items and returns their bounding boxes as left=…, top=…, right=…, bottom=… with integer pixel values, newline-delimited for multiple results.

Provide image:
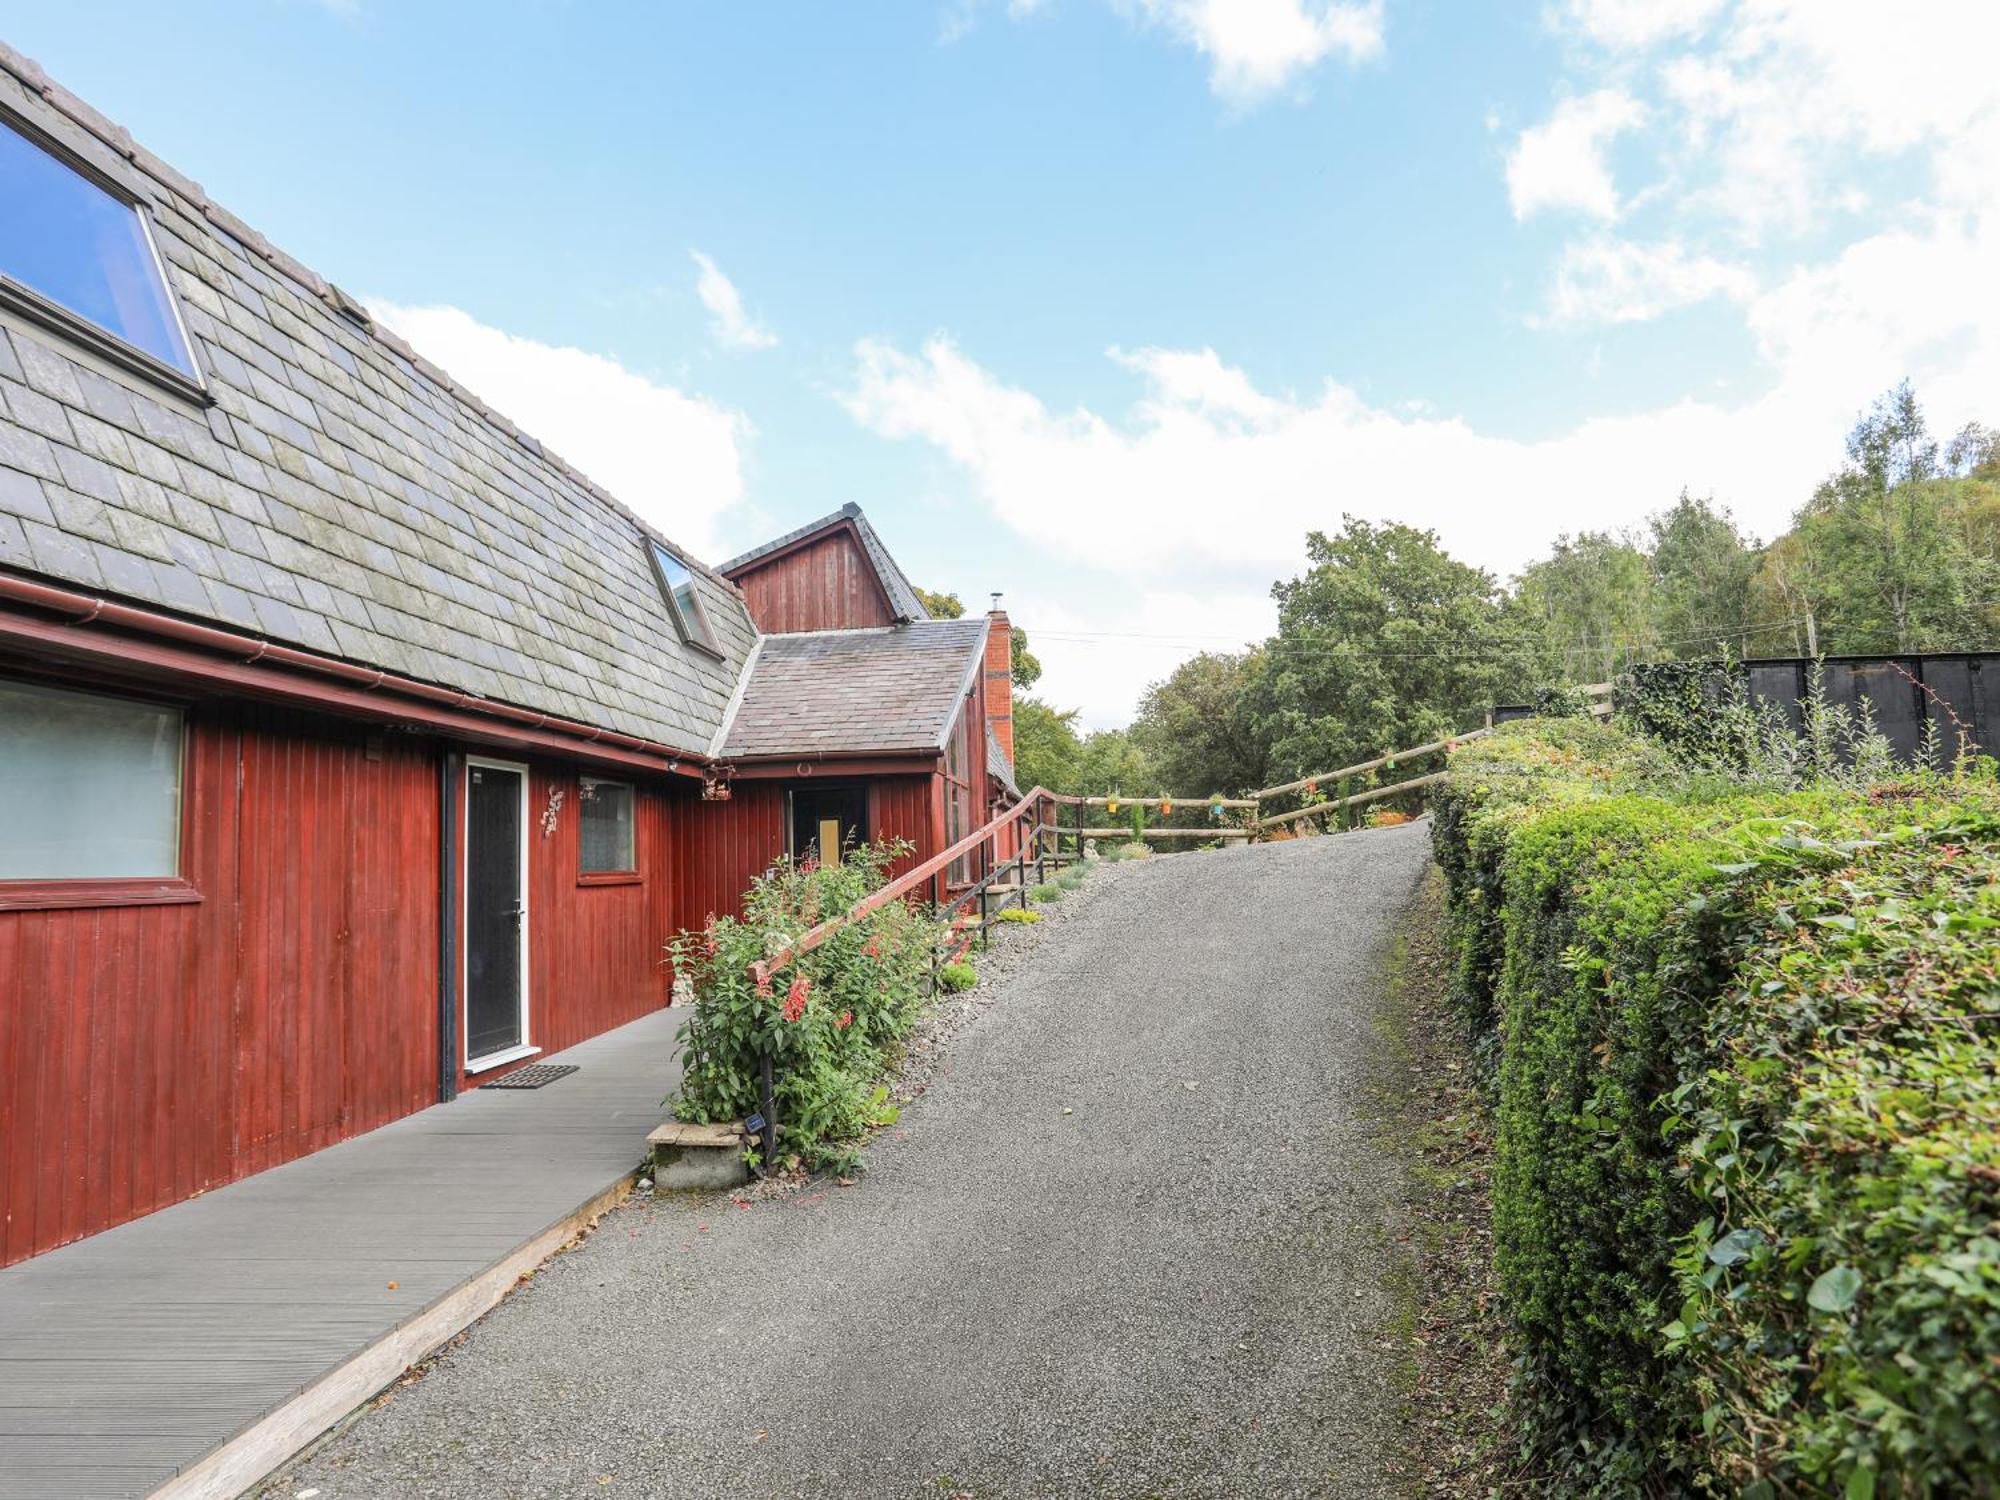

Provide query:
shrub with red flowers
left=667, top=840, right=940, bottom=1169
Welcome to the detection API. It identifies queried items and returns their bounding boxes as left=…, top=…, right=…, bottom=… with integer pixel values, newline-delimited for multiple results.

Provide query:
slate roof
left=986, top=722, right=1020, bottom=797
left=716, top=618, right=989, bottom=759
left=719, top=502, right=931, bottom=624
left=0, top=45, right=755, bottom=751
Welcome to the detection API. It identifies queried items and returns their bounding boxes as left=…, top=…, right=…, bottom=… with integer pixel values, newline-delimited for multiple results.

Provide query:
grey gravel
left=268, top=824, right=1433, bottom=1500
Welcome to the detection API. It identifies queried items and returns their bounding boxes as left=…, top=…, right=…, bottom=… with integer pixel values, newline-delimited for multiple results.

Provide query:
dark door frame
left=787, top=780, right=871, bottom=864
left=463, top=754, right=534, bottom=1074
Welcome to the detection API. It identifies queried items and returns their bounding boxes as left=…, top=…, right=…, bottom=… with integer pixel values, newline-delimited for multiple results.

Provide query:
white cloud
left=1556, top=2, right=2000, bottom=242
left=1132, top=0, right=1384, bottom=100
left=368, top=302, right=751, bottom=558
left=1556, top=0, right=1726, bottom=49
left=689, top=250, right=778, bottom=352
left=1542, top=236, right=1754, bottom=323
left=1505, top=90, right=1645, bottom=220
left=845, top=194, right=2000, bottom=720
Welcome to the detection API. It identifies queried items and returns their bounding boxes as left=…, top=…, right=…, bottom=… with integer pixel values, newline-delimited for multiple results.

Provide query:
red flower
left=782, top=974, right=811, bottom=1023
left=836, top=1009, right=853, bottom=1030
left=755, top=972, right=774, bottom=1000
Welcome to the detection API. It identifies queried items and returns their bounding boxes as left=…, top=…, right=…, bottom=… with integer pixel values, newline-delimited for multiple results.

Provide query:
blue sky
left=9, top=2, right=1996, bottom=723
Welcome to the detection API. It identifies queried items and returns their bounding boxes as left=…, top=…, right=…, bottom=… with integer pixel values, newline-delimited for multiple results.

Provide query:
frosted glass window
left=578, top=777, right=635, bottom=873
left=0, top=116, right=197, bottom=377
left=0, top=680, right=183, bottom=879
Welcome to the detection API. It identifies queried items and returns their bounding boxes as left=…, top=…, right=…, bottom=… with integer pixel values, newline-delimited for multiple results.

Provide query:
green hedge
left=1434, top=719, right=2000, bottom=1496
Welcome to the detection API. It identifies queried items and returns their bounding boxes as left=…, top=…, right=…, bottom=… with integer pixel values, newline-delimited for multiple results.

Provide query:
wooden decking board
left=0, top=1009, right=682, bottom=1500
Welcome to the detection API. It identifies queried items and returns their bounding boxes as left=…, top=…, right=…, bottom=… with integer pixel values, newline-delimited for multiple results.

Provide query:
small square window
left=578, top=777, right=636, bottom=874
left=646, top=542, right=720, bottom=655
left=0, top=678, right=184, bottom=879
left=0, top=113, right=199, bottom=384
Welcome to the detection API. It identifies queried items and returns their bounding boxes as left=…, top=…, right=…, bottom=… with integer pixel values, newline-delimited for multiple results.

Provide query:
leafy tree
left=915, top=587, right=963, bottom=618
left=1068, top=727, right=1157, bottom=798
left=1011, top=697, right=1081, bottom=794
left=1514, top=529, right=1656, bottom=679
left=1253, top=517, right=1538, bottom=783
left=1130, top=650, right=1270, bottom=794
left=1648, top=492, right=1760, bottom=657
left=1790, top=385, right=1999, bottom=651
left=1010, top=626, right=1042, bottom=689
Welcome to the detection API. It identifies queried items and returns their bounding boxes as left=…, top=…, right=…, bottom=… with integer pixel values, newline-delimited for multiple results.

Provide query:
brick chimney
left=984, top=595, right=1013, bottom=766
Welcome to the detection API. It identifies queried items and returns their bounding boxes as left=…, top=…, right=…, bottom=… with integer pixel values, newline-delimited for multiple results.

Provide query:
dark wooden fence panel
left=1742, top=653, right=2000, bottom=760
left=1496, top=653, right=2000, bottom=763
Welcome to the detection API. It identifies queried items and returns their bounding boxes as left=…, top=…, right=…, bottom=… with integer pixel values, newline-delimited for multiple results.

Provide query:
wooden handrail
left=1256, top=771, right=1447, bottom=829
left=1252, top=726, right=1491, bottom=802
left=1078, top=795, right=1259, bottom=809
left=749, top=786, right=1078, bottom=985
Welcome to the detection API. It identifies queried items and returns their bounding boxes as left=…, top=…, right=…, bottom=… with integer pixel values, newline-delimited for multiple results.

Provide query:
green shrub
left=1030, top=882, right=1063, bottom=902
left=667, top=842, right=939, bottom=1169
left=1436, top=720, right=2000, bottom=1496
left=937, top=961, right=977, bottom=992
left=993, top=906, right=1041, bottom=925
left=1057, top=869, right=1085, bottom=890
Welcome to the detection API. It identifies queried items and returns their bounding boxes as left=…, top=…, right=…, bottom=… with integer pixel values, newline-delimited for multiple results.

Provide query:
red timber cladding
left=868, top=774, right=938, bottom=879
left=657, top=773, right=941, bottom=941
left=666, top=780, right=787, bottom=933
left=516, top=765, right=678, bottom=1064
left=0, top=701, right=440, bottom=1268
left=731, top=527, right=897, bottom=634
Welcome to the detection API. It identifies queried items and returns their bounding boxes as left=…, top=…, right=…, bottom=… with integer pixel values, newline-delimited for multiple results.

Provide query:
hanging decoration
left=1107, top=796, right=1120, bottom=815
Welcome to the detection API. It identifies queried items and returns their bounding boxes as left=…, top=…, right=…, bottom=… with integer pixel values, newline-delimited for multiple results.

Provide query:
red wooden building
left=0, top=49, right=1017, bottom=1266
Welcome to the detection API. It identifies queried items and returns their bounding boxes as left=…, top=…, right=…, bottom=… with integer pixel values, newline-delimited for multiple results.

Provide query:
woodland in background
left=1013, top=382, right=2000, bottom=799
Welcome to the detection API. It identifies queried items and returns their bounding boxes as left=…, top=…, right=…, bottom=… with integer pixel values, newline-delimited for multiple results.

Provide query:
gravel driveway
left=270, top=822, right=1434, bottom=1500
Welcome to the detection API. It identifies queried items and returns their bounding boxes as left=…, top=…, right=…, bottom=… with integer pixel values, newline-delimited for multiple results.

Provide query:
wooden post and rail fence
left=736, top=681, right=1614, bottom=1159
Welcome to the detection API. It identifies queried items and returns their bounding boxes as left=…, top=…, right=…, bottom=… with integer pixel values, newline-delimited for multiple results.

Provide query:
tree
left=1791, top=384, right=1999, bottom=652
left=1514, top=530, right=1656, bottom=679
left=916, top=587, right=963, bottom=619
left=1068, top=728, right=1157, bottom=798
left=1010, top=627, right=1042, bottom=689
left=1011, top=697, right=1081, bottom=794
left=1647, top=492, right=1760, bottom=657
left=1130, top=650, right=1270, bottom=794
left=1253, top=517, right=1538, bottom=784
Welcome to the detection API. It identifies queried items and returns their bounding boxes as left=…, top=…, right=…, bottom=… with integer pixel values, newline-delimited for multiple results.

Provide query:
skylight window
left=0, top=113, right=199, bottom=384
left=647, top=541, right=720, bottom=654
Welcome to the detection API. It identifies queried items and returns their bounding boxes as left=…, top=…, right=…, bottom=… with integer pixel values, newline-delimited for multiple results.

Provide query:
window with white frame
left=578, top=777, right=636, bottom=874
left=646, top=542, right=720, bottom=655
left=0, top=678, right=184, bottom=880
left=0, top=113, right=199, bottom=383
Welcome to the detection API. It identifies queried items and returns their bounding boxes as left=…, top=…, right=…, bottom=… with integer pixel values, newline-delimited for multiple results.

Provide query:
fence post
left=759, top=1048, right=777, bottom=1170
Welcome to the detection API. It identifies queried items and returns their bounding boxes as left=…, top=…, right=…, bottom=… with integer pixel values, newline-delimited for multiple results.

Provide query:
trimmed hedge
left=1434, top=719, right=2000, bottom=1497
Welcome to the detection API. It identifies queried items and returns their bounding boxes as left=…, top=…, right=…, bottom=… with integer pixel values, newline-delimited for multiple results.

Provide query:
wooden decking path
left=0, top=1008, right=684, bottom=1500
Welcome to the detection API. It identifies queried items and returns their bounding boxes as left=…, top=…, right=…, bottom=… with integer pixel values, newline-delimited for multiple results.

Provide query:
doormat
left=481, top=1063, right=579, bottom=1090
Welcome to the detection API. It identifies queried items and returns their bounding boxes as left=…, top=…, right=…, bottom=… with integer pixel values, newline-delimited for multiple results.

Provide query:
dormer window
left=647, top=541, right=720, bottom=655
left=0, top=112, right=200, bottom=389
